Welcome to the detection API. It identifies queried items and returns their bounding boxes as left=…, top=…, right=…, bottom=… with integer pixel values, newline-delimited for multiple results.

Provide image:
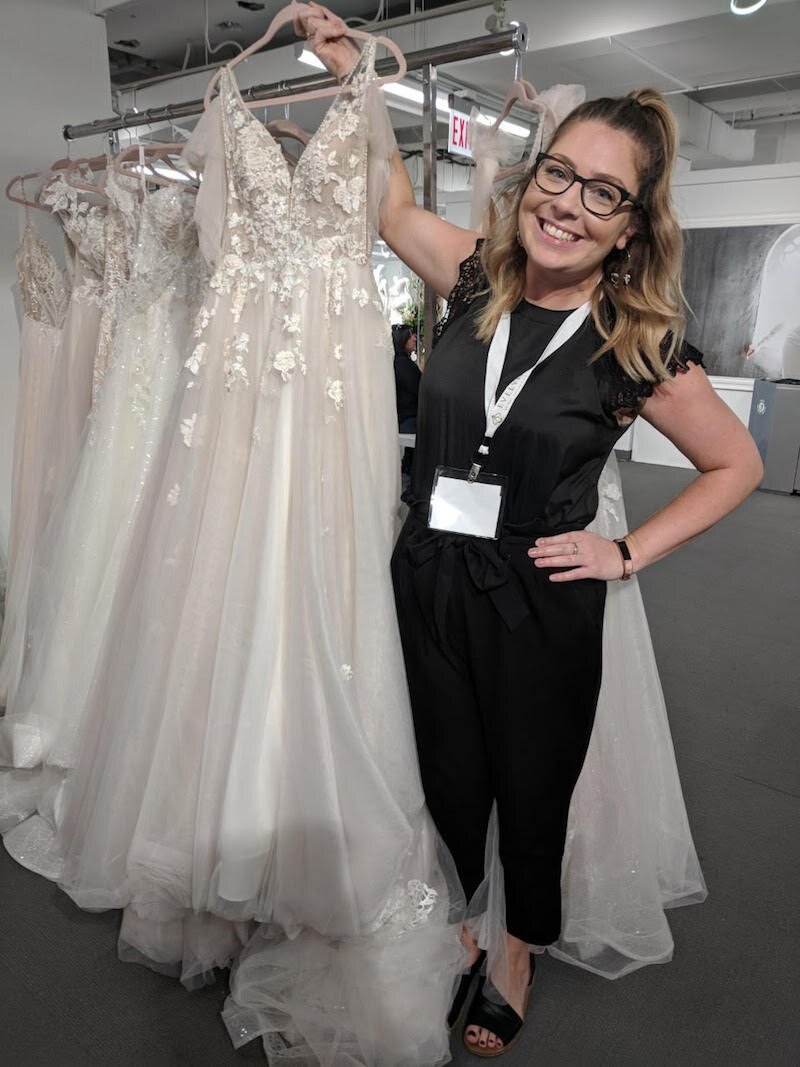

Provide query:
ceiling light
left=382, top=82, right=451, bottom=114
left=473, top=112, right=530, bottom=139
left=294, top=52, right=530, bottom=139
left=730, top=0, right=768, bottom=13
left=296, top=47, right=325, bottom=69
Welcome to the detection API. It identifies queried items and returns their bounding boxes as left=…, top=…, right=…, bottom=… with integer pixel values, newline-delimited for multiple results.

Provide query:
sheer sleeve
left=596, top=339, right=706, bottom=426
left=468, top=112, right=520, bottom=232
left=182, top=99, right=226, bottom=267
left=433, top=240, right=486, bottom=345
left=365, top=78, right=398, bottom=238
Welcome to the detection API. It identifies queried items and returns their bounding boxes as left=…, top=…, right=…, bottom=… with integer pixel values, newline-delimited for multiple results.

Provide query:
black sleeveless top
left=408, top=245, right=703, bottom=537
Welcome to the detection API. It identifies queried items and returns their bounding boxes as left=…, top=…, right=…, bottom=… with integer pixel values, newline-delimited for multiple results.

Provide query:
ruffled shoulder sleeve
left=595, top=337, right=706, bottom=426
left=182, top=98, right=226, bottom=267
left=365, top=75, right=399, bottom=237
left=433, top=240, right=487, bottom=345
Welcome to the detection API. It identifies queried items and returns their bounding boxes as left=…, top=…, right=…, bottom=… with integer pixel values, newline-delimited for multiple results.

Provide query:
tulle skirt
left=41, top=259, right=464, bottom=1062
left=0, top=318, right=65, bottom=708
left=555, top=454, right=706, bottom=977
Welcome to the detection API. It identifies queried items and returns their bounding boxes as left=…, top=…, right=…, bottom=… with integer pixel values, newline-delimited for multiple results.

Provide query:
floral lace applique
left=180, top=413, right=197, bottom=447
left=370, top=879, right=440, bottom=939
left=599, top=479, right=622, bottom=523
left=224, top=333, right=250, bottom=391
left=326, top=378, right=344, bottom=410
left=273, top=350, right=297, bottom=381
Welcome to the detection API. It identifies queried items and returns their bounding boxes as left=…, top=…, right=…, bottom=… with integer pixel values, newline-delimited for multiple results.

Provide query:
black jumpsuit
left=391, top=248, right=702, bottom=945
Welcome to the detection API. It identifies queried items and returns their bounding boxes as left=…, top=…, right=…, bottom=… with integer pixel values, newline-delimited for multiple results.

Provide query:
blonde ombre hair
left=475, top=89, right=685, bottom=383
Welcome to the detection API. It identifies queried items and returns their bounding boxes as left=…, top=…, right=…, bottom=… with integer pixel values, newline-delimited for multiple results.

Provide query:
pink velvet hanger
left=202, top=1, right=407, bottom=111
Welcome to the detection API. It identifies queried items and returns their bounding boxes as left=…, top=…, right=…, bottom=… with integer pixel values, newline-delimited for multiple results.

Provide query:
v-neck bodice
left=188, top=40, right=377, bottom=294
left=14, top=222, right=70, bottom=329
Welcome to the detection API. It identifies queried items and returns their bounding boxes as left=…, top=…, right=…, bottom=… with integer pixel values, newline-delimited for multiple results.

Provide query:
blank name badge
left=428, top=466, right=508, bottom=540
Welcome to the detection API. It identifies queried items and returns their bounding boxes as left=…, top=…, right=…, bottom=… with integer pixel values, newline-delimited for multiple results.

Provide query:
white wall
left=0, top=0, right=111, bottom=549
left=626, top=161, right=800, bottom=469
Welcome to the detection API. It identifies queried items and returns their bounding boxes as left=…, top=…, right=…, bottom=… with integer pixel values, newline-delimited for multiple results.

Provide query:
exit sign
left=448, top=108, right=473, bottom=158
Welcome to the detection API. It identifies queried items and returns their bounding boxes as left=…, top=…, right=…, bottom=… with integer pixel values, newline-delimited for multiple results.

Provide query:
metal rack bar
left=117, top=0, right=497, bottom=93
left=421, top=61, right=439, bottom=360
left=63, top=27, right=527, bottom=141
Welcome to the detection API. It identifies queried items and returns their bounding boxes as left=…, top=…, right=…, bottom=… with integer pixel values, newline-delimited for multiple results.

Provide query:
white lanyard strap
left=469, top=300, right=591, bottom=480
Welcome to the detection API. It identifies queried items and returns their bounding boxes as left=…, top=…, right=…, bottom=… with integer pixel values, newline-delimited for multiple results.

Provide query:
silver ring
left=572, top=542, right=580, bottom=555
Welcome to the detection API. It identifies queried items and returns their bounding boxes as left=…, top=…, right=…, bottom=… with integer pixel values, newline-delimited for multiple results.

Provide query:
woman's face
left=517, top=120, right=642, bottom=288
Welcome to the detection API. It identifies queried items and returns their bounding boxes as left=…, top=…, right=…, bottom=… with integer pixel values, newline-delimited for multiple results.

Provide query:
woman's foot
left=464, top=935, right=533, bottom=1054
left=447, top=930, right=485, bottom=1032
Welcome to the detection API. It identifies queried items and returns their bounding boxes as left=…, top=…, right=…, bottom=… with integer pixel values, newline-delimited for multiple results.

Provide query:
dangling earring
left=609, top=246, right=632, bottom=289
left=516, top=229, right=523, bottom=246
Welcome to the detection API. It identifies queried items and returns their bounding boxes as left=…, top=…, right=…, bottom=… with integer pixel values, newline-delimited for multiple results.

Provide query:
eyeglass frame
left=532, top=152, right=644, bottom=218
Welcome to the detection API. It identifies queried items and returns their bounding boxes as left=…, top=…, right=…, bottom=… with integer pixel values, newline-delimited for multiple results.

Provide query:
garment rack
left=63, top=25, right=528, bottom=355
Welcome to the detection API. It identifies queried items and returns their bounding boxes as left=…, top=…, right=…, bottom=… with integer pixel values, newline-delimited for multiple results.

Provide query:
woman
left=393, top=323, right=420, bottom=434
left=300, top=3, right=763, bottom=1056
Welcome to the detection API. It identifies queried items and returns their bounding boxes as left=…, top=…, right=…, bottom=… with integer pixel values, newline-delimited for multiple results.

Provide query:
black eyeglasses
left=533, top=152, right=642, bottom=218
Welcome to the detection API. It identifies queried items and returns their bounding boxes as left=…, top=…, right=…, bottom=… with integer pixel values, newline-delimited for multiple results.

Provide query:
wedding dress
left=0, top=220, right=70, bottom=708
left=0, top=178, right=109, bottom=710
left=47, top=45, right=461, bottom=1065
left=0, top=179, right=203, bottom=874
left=40, top=173, right=107, bottom=485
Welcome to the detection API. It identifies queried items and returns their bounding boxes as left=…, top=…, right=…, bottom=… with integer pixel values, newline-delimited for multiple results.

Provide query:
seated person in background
left=393, top=325, right=420, bottom=477
left=393, top=324, right=420, bottom=433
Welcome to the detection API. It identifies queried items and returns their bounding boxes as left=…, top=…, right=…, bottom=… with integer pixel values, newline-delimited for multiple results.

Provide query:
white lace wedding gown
left=0, top=180, right=203, bottom=870
left=0, top=221, right=70, bottom=709
left=49, top=46, right=461, bottom=1065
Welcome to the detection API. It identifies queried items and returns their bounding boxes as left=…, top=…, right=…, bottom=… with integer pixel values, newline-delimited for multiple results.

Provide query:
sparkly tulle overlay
left=0, top=179, right=204, bottom=870
left=11, top=46, right=463, bottom=1064
left=0, top=221, right=70, bottom=708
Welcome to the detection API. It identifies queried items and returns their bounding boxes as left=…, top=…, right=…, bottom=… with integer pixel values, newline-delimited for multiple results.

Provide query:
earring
left=609, top=246, right=632, bottom=289
left=516, top=229, right=523, bottom=246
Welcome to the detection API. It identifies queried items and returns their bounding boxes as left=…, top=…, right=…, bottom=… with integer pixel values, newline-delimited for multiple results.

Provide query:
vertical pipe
left=421, top=62, right=438, bottom=363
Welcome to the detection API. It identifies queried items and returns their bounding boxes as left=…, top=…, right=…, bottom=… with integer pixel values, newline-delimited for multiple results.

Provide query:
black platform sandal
left=461, top=953, right=535, bottom=1058
left=447, top=949, right=486, bottom=1033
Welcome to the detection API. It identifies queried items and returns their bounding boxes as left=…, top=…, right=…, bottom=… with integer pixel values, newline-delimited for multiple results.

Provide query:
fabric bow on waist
left=402, top=520, right=531, bottom=648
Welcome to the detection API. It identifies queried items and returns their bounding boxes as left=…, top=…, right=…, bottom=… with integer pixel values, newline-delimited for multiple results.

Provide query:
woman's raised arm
left=297, top=2, right=478, bottom=296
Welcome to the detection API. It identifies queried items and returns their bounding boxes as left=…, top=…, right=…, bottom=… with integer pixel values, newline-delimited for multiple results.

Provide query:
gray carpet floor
left=1, top=462, right=798, bottom=1066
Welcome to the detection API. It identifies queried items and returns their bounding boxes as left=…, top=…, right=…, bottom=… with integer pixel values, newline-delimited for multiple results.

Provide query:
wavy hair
left=475, top=89, right=686, bottom=382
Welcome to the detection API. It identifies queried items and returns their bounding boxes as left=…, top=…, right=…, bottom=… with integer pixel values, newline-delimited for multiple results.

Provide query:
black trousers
left=391, top=512, right=605, bottom=945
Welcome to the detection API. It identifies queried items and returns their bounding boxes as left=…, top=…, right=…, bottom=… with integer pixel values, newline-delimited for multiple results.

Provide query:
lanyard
left=468, top=300, right=592, bottom=480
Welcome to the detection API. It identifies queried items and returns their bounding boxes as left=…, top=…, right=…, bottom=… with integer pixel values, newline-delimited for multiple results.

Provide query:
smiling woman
left=297, top=1, right=764, bottom=1059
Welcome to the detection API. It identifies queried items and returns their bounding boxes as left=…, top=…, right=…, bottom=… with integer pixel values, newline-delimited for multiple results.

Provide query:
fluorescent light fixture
left=297, top=47, right=326, bottom=69
left=295, top=50, right=530, bottom=139
left=382, top=81, right=451, bottom=112
left=473, top=111, right=530, bottom=139
left=130, top=162, right=195, bottom=184
left=730, top=0, right=768, bottom=13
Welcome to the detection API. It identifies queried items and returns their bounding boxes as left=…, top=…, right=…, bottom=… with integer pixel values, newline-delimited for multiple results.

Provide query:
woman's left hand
left=527, top=531, right=626, bottom=582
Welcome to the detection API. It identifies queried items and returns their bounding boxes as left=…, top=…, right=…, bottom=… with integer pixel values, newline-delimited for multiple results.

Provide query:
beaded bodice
left=14, top=222, right=70, bottom=328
